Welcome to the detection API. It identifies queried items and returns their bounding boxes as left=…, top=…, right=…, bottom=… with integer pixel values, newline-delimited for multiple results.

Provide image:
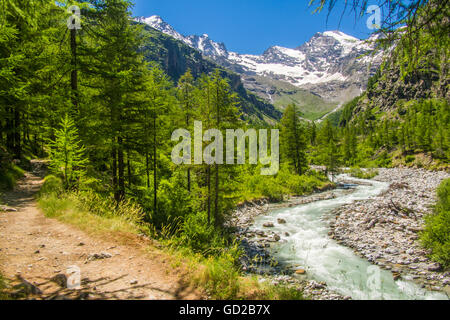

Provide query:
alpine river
left=252, top=176, right=448, bottom=300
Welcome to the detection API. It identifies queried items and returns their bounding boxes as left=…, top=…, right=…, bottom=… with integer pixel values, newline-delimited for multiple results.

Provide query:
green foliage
left=405, top=155, right=416, bottom=164
left=347, top=167, right=379, bottom=180
left=316, top=119, right=341, bottom=174
left=39, top=175, right=64, bottom=196
left=280, top=104, right=308, bottom=175
left=48, top=115, right=88, bottom=190
left=0, top=163, right=24, bottom=190
left=243, top=164, right=330, bottom=202
left=421, top=179, right=450, bottom=269
left=175, top=211, right=231, bottom=255
left=339, top=96, right=361, bottom=126
left=200, top=251, right=241, bottom=299
left=320, top=98, right=449, bottom=169
left=0, top=274, right=11, bottom=300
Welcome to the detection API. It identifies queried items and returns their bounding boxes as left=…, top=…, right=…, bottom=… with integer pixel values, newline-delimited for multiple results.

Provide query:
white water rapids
left=252, top=176, right=448, bottom=300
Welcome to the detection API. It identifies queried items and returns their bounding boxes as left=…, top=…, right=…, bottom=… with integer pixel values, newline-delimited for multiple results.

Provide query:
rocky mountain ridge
left=140, top=15, right=384, bottom=106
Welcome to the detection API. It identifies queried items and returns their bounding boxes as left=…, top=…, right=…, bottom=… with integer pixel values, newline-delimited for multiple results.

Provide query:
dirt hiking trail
left=0, top=160, right=202, bottom=300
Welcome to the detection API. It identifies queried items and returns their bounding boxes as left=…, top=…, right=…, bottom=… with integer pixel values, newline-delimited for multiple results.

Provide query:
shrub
left=0, top=164, right=25, bottom=190
left=421, top=179, right=450, bottom=269
left=348, top=167, right=379, bottom=179
left=0, top=274, right=11, bottom=300
left=405, top=155, right=416, bottom=164
left=175, top=211, right=231, bottom=255
left=39, top=175, right=64, bottom=196
left=198, top=247, right=242, bottom=299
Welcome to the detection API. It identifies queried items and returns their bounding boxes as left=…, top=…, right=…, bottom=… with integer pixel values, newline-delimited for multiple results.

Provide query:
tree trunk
left=153, top=116, right=157, bottom=214
left=70, top=28, right=78, bottom=113
left=13, top=107, right=21, bottom=159
left=187, top=168, right=191, bottom=192
left=127, top=148, right=132, bottom=188
left=117, top=136, right=125, bottom=201
left=207, top=166, right=211, bottom=225
left=111, top=144, right=119, bottom=202
left=214, top=164, right=219, bottom=228
left=146, top=151, right=150, bottom=189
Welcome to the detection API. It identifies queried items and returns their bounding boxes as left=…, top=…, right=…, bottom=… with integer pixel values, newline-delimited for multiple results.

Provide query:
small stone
left=277, top=218, right=287, bottom=224
left=87, top=252, right=112, bottom=262
left=428, top=263, right=442, bottom=272
left=130, top=279, right=138, bottom=285
left=263, top=222, right=274, bottom=228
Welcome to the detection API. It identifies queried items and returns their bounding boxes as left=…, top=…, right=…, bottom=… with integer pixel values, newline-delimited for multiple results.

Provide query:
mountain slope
left=141, top=15, right=384, bottom=116
left=140, top=23, right=282, bottom=124
left=242, top=75, right=337, bottom=120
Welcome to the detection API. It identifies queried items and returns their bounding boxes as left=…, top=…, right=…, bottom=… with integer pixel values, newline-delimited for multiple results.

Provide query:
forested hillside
left=313, top=0, right=450, bottom=170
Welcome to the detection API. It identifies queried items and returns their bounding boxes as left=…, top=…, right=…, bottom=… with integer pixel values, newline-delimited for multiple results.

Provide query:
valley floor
left=0, top=161, right=202, bottom=300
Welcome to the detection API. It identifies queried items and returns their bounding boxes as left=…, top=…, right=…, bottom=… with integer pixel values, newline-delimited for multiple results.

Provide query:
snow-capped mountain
left=140, top=15, right=384, bottom=103
left=139, top=15, right=228, bottom=58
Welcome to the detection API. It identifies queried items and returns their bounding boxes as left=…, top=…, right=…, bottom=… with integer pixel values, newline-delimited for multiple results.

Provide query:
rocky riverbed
left=329, top=168, right=450, bottom=296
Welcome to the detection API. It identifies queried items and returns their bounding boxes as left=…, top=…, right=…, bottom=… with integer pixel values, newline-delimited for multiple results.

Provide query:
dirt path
left=0, top=161, right=202, bottom=300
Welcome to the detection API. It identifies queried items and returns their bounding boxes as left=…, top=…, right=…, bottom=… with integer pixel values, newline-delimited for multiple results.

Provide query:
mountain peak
left=141, top=15, right=185, bottom=42
left=141, top=15, right=228, bottom=58
left=322, top=30, right=359, bottom=42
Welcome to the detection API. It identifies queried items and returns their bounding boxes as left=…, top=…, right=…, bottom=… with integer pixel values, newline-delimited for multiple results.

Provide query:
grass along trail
left=0, top=160, right=202, bottom=300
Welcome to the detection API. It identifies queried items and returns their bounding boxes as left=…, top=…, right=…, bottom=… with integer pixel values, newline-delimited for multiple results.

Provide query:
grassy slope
left=246, top=76, right=338, bottom=121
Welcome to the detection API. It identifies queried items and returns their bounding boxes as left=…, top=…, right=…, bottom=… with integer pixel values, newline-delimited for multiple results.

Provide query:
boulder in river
left=277, top=218, right=287, bottom=224
left=263, top=222, right=274, bottom=228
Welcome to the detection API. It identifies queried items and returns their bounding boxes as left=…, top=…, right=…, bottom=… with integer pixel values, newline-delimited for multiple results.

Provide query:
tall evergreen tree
left=280, top=104, right=308, bottom=175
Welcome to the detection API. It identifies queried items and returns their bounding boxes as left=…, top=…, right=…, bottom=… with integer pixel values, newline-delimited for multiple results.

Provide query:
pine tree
left=48, top=114, right=88, bottom=190
left=177, top=69, right=197, bottom=192
left=319, top=119, right=340, bottom=178
left=280, top=104, right=308, bottom=175
left=85, top=0, right=150, bottom=202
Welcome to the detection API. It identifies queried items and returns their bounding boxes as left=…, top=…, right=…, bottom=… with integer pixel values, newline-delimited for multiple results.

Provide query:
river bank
left=330, top=168, right=450, bottom=295
left=231, top=168, right=449, bottom=300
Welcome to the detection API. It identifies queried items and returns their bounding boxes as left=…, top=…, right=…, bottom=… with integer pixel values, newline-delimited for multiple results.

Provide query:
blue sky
left=131, top=0, right=378, bottom=55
